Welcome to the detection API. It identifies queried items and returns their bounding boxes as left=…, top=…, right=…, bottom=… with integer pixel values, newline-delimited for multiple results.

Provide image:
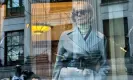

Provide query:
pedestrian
left=124, top=42, right=133, bottom=80
left=12, top=65, right=24, bottom=80
left=22, top=70, right=40, bottom=80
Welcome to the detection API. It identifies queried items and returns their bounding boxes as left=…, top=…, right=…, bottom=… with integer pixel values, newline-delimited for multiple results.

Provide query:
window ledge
left=0, top=66, right=15, bottom=71
left=4, top=15, right=25, bottom=19
left=101, top=0, right=129, bottom=6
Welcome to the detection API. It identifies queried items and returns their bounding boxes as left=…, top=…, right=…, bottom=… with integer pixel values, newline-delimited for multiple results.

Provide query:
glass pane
left=7, top=37, right=12, bottom=46
left=7, top=32, right=12, bottom=36
left=7, top=46, right=24, bottom=63
left=20, top=31, right=24, bottom=35
left=19, top=36, right=24, bottom=44
left=7, top=0, right=11, bottom=8
left=11, top=46, right=19, bottom=61
left=19, top=46, right=24, bottom=55
left=7, top=47, right=13, bottom=62
left=12, top=0, right=20, bottom=7
left=22, top=0, right=24, bottom=6
left=12, top=32, right=19, bottom=36
left=12, top=36, right=19, bottom=45
left=7, top=47, right=12, bottom=53
left=7, top=56, right=11, bottom=63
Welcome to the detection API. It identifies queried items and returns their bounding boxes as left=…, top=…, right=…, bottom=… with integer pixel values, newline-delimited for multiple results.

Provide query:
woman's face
left=72, top=1, right=93, bottom=25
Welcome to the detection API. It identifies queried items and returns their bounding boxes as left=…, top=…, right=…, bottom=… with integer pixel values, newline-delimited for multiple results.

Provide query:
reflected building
left=0, top=0, right=133, bottom=80
left=100, top=0, right=132, bottom=80
left=31, top=0, right=72, bottom=79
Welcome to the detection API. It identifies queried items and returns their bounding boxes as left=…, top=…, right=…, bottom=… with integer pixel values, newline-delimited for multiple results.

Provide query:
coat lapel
left=67, top=27, right=101, bottom=54
left=86, top=30, right=101, bottom=51
left=68, top=27, right=90, bottom=53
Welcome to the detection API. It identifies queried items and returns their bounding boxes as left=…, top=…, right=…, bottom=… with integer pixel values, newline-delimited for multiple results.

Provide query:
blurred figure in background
left=22, top=70, right=40, bottom=80
left=124, top=37, right=133, bottom=80
left=12, top=65, right=24, bottom=80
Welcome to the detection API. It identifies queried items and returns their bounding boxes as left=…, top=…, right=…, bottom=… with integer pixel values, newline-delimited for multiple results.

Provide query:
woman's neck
left=77, top=23, right=91, bottom=35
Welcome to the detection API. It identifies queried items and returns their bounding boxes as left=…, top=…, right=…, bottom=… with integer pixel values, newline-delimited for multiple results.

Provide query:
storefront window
left=30, top=0, right=133, bottom=79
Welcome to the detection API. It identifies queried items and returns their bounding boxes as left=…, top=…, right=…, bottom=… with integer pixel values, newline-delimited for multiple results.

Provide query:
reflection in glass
left=6, top=30, right=24, bottom=66
left=12, top=0, right=19, bottom=7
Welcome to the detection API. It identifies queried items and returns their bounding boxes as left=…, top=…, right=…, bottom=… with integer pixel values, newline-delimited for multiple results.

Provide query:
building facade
left=99, top=0, right=133, bottom=80
left=0, top=0, right=31, bottom=78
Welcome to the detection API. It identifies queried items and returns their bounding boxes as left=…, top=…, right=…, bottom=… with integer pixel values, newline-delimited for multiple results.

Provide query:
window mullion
left=10, top=0, right=12, bottom=8
left=19, top=0, right=22, bottom=7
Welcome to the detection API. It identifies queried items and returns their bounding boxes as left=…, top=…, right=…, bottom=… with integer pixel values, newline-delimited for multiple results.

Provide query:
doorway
left=103, top=17, right=129, bottom=80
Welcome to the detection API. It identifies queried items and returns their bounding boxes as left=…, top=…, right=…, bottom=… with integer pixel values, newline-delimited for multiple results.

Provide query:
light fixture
left=120, top=47, right=127, bottom=52
left=32, top=24, right=51, bottom=35
left=32, top=1, right=51, bottom=35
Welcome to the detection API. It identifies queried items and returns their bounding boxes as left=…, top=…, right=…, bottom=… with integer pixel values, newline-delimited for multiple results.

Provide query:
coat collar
left=67, top=26, right=102, bottom=53
left=68, top=27, right=91, bottom=53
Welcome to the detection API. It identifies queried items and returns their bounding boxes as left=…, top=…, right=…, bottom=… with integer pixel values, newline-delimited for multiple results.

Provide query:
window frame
left=4, top=30, right=24, bottom=66
left=6, top=0, right=24, bottom=17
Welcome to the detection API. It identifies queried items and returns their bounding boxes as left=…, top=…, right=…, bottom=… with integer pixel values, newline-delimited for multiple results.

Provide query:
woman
left=53, top=0, right=110, bottom=80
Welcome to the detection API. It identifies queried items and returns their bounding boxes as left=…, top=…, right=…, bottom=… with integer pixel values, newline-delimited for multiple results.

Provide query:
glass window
left=30, top=0, right=133, bottom=79
left=12, top=0, right=19, bottom=7
left=6, top=0, right=24, bottom=17
left=7, top=0, right=23, bottom=8
left=5, top=30, right=24, bottom=66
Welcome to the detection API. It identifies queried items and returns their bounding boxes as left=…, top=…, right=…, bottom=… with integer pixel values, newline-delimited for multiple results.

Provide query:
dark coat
left=53, top=27, right=110, bottom=80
